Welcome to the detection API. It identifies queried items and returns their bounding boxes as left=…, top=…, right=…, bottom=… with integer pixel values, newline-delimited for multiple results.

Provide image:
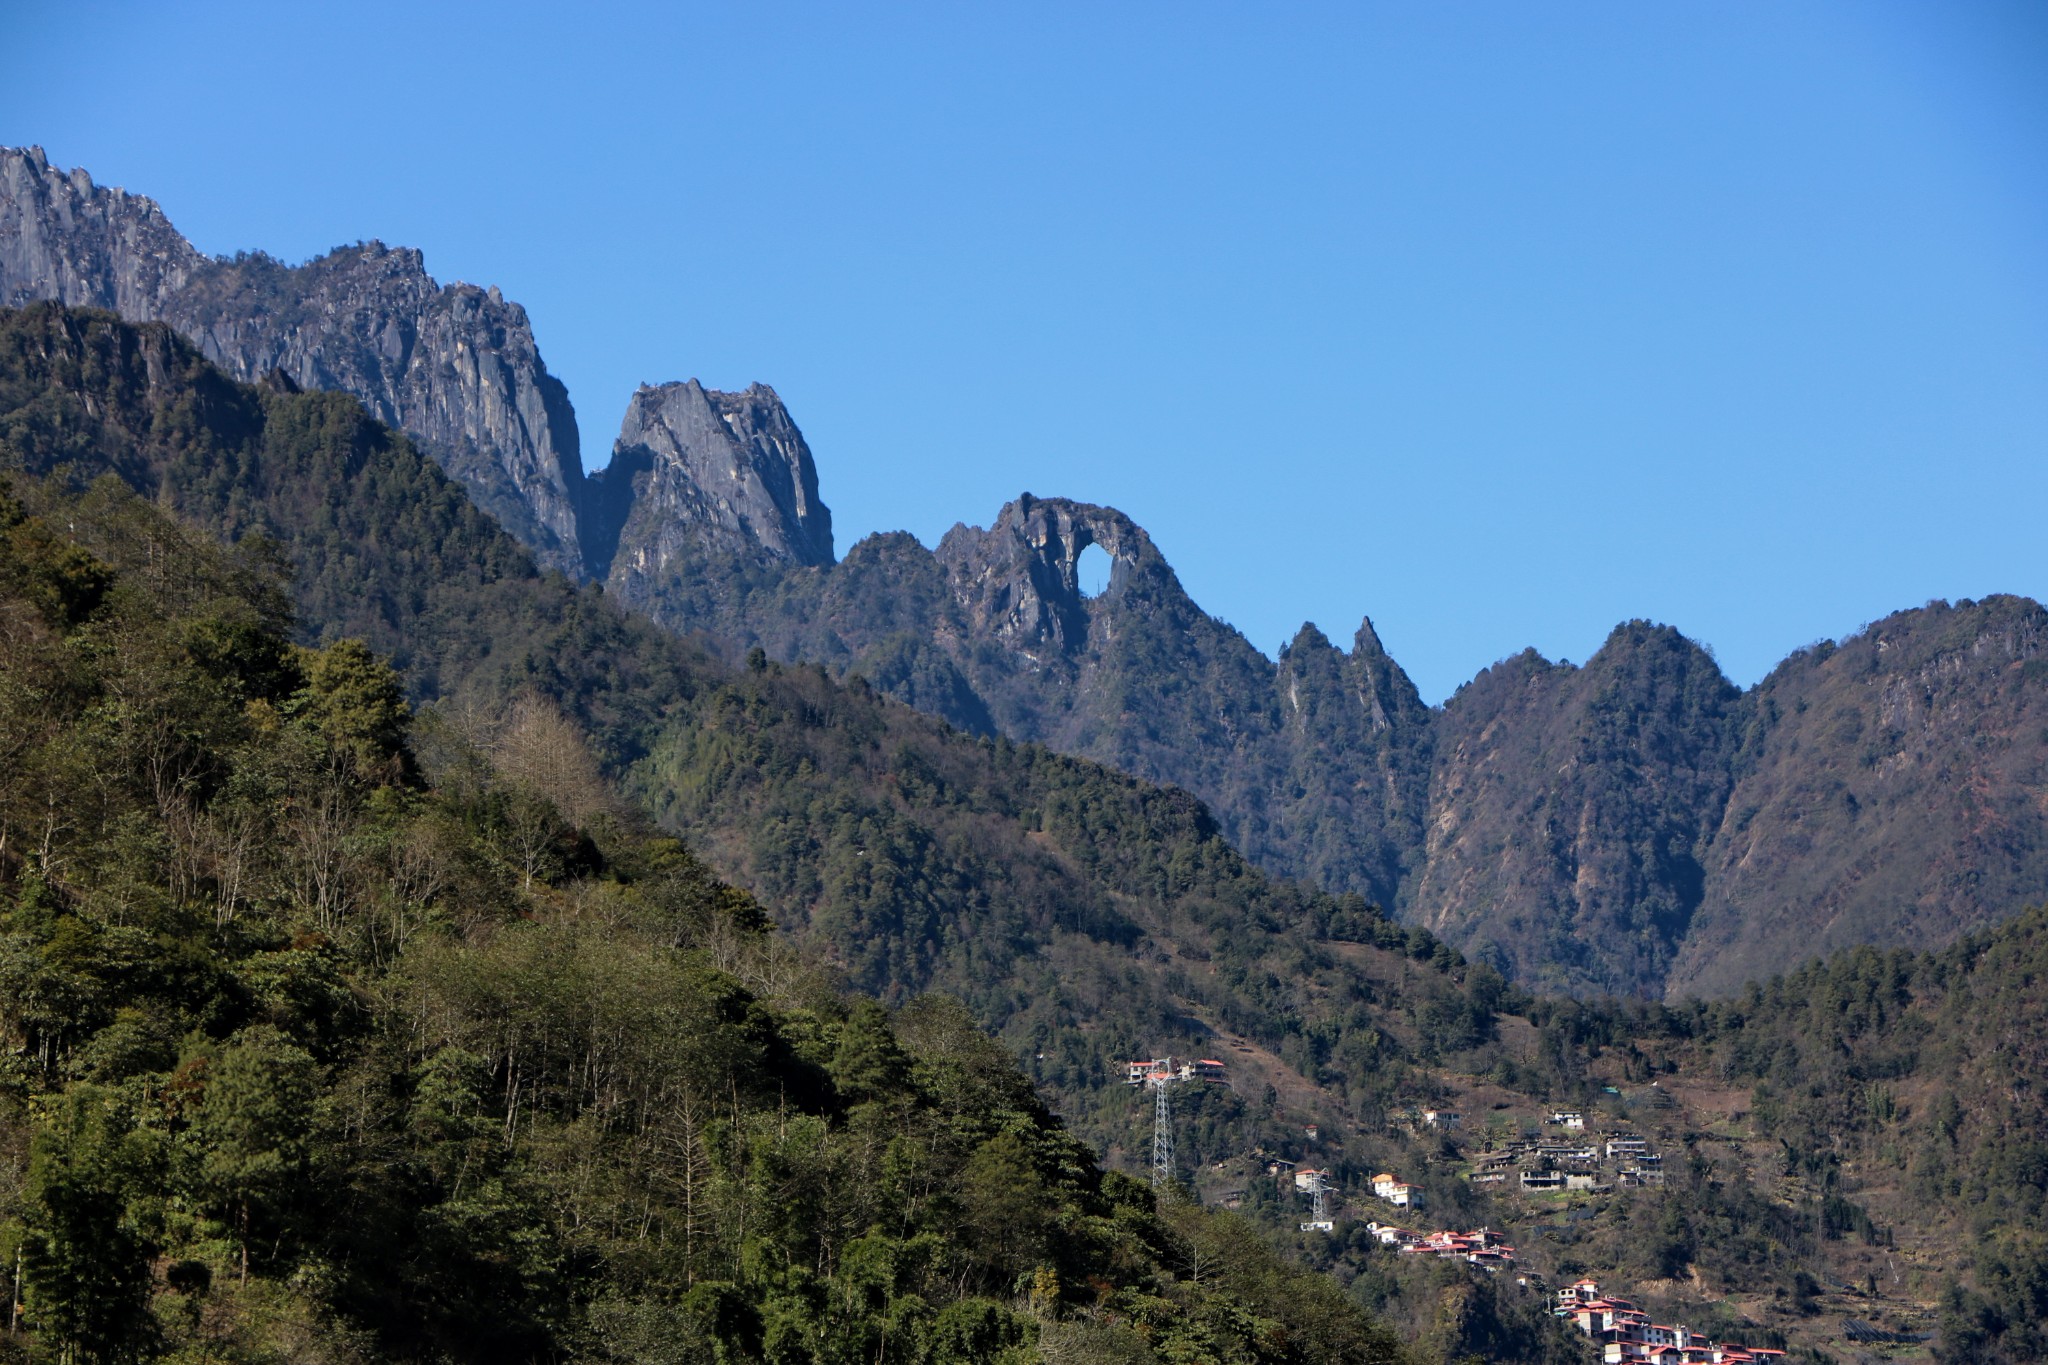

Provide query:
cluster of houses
left=1261, top=1163, right=1424, bottom=1223
left=1365, top=1222, right=1516, bottom=1270
left=1470, top=1130, right=1665, bottom=1195
left=1557, top=1282, right=1787, bottom=1364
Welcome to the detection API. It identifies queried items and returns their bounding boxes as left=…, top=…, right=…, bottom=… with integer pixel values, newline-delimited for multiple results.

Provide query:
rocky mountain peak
left=592, top=379, right=834, bottom=585
left=1, top=147, right=204, bottom=316
left=1282, top=622, right=1335, bottom=656
left=1353, top=615, right=1386, bottom=657
left=0, top=147, right=587, bottom=575
left=934, top=494, right=1158, bottom=654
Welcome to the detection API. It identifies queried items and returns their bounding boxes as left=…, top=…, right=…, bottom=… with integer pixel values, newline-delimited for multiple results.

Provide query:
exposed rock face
left=594, top=380, right=833, bottom=584
left=1669, top=596, right=2048, bottom=998
left=1407, top=625, right=1741, bottom=996
left=0, top=147, right=586, bottom=573
left=935, top=494, right=1146, bottom=654
left=1271, top=619, right=1435, bottom=917
left=0, top=147, right=203, bottom=313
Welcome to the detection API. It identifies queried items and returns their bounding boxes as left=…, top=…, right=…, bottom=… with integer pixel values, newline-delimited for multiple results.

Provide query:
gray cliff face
left=934, top=494, right=1148, bottom=657
left=0, top=147, right=585, bottom=573
left=596, top=379, right=834, bottom=586
left=1, top=147, right=204, bottom=313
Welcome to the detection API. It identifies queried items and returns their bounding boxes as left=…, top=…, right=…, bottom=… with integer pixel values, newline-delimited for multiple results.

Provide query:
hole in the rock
left=1077, top=543, right=1113, bottom=598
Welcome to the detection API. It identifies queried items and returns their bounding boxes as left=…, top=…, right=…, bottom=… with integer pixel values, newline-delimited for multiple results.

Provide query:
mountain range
left=10, top=298, right=2048, bottom=1362
left=6, top=144, right=2043, bottom=1002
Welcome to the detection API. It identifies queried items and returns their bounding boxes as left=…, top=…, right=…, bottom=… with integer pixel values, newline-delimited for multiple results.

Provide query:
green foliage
left=21, top=1086, right=158, bottom=1362
left=288, top=638, right=412, bottom=782
left=1682, top=907, right=2048, bottom=1357
left=0, top=454, right=1407, bottom=1362
left=0, top=303, right=1472, bottom=1188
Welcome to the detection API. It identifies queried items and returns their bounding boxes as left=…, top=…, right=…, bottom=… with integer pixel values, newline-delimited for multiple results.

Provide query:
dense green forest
left=0, top=470, right=1412, bottom=1363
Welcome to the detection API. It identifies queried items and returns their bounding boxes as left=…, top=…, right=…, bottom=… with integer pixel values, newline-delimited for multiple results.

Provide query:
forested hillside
left=0, top=468, right=1411, bottom=1363
left=8, top=305, right=2048, bottom=1364
left=1691, top=907, right=2048, bottom=1362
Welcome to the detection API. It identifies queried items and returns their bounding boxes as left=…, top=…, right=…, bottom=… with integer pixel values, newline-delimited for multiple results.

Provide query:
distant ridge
left=5, top=147, right=2045, bottom=1000
left=0, top=146, right=589, bottom=571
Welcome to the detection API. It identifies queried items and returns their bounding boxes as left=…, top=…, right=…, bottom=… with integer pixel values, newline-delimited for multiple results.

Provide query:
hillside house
left=1570, top=1302, right=1627, bottom=1335
left=1548, top=1111, right=1586, bottom=1129
left=1521, top=1170, right=1565, bottom=1191
left=1385, top=1226, right=1516, bottom=1268
left=1606, top=1135, right=1649, bottom=1159
left=1423, top=1109, right=1461, bottom=1129
left=1371, top=1172, right=1420, bottom=1206
left=1603, top=1347, right=1682, bottom=1365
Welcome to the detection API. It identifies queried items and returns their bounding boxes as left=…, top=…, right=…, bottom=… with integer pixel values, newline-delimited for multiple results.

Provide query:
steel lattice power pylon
left=1299, top=1169, right=1333, bottom=1231
left=1123, top=1057, right=1228, bottom=1192
left=1152, top=1074, right=1175, bottom=1190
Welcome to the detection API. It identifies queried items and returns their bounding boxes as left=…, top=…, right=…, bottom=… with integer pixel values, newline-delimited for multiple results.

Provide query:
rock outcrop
left=935, top=494, right=1144, bottom=654
left=0, top=147, right=587, bottom=573
left=1406, top=625, right=1742, bottom=996
left=592, top=379, right=833, bottom=584
left=0, top=147, right=203, bottom=313
left=1669, top=595, right=2048, bottom=998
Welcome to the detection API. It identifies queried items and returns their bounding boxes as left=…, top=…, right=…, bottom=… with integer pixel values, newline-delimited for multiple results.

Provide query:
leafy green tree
left=19, top=1086, right=155, bottom=1364
left=830, top=1000, right=912, bottom=1106
left=289, top=638, right=412, bottom=783
left=184, top=1027, right=317, bottom=1283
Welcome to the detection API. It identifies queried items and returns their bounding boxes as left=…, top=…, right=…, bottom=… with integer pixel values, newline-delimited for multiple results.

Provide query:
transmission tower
left=1299, top=1169, right=1334, bottom=1232
left=1124, top=1057, right=1227, bottom=1193
left=1152, top=1074, right=1175, bottom=1190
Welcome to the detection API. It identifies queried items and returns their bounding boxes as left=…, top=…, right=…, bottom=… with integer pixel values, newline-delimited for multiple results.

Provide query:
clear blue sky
left=6, top=2, right=2045, bottom=702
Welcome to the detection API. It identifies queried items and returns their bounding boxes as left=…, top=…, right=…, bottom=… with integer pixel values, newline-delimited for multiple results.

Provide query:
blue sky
left=5, top=2, right=2045, bottom=702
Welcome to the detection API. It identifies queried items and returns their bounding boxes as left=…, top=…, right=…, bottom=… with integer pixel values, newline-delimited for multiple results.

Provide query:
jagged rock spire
left=0, top=145, right=587, bottom=574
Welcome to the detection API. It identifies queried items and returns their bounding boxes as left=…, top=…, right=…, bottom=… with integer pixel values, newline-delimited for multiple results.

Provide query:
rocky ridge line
left=10, top=148, right=2047, bottom=1000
